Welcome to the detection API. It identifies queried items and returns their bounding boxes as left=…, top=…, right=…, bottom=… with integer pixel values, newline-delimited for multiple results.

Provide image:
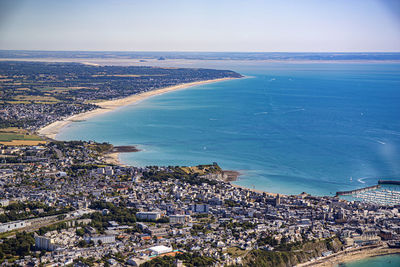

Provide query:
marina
left=337, top=180, right=400, bottom=206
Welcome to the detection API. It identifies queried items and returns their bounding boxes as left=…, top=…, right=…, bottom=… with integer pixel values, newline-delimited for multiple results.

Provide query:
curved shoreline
left=297, top=244, right=400, bottom=267
left=37, top=77, right=237, bottom=140
left=32, top=71, right=398, bottom=267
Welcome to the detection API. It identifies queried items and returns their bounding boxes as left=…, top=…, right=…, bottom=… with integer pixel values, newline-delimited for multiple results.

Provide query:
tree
left=76, top=228, right=85, bottom=237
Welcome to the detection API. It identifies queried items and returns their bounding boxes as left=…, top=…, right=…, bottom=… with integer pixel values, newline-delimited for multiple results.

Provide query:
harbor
left=337, top=180, right=400, bottom=206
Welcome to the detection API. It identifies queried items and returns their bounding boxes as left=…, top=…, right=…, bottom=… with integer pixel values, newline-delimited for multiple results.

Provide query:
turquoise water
left=58, top=62, right=400, bottom=196
left=337, top=254, right=400, bottom=267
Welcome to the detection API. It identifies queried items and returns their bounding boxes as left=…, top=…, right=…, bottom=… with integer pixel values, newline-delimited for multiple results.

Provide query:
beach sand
left=298, top=245, right=400, bottom=267
left=102, top=152, right=124, bottom=166
left=102, top=145, right=140, bottom=166
left=37, top=77, right=235, bottom=140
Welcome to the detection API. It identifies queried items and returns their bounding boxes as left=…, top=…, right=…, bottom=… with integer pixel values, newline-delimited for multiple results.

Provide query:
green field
left=0, top=128, right=45, bottom=145
left=0, top=133, right=42, bottom=142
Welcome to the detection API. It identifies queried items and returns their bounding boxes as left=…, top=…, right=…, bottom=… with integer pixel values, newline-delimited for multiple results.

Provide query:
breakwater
left=336, top=185, right=381, bottom=197
left=378, top=180, right=400, bottom=185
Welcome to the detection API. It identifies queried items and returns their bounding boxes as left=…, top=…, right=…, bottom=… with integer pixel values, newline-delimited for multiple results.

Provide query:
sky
left=0, top=0, right=399, bottom=52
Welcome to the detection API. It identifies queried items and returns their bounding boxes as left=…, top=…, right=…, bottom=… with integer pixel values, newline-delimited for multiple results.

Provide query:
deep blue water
left=58, top=62, right=400, bottom=196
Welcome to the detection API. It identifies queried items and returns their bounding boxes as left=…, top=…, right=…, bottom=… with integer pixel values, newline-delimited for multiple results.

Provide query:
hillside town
left=0, top=141, right=399, bottom=266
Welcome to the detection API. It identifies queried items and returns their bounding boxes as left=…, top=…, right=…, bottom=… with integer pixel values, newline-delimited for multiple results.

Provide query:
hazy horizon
left=2, top=49, right=400, bottom=53
left=1, top=0, right=399, bottom=52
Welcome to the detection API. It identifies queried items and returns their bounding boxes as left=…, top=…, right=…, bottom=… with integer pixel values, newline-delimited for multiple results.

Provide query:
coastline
left=298, top=244, right=400, bottom=267
left=102, top=145, right=140, bottom=166
left=37, top=77, right=236, bottom=140
left=231, top=183, right=279, bottom=197
left=102, top=152, right=124, bottom=166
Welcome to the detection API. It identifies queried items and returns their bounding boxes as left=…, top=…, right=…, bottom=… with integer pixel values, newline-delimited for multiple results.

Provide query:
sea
left=336, top=254, right=400, bottom=267
left=57, top=61, right=400, bottom=196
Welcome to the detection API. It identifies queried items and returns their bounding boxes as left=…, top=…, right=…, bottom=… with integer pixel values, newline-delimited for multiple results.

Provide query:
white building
left=0, top=220, right=31, bottom=233
left=35, top=235, right=57, bottom=251
left=136, top=211, right=161, bottom=221
left=85, top=235, right=115, bottom=245
left=169, top=215, right=191, bottom=224
left=149, top=245, right=172, bottom=256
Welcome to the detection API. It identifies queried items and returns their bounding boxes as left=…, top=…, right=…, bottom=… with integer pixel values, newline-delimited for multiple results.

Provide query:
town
left=0, top=61, right=399, bottom=266
left=0, top=141, right=399, bottom=266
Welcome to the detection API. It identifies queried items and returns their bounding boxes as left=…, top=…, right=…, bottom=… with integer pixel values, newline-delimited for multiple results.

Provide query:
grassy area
left=0, top=128, right=45, bottom=145
left=13, top=95, right=60, bottom=103
left=0, top=128, right=26, bottom=134
left=35, top=86, right=98, bottom=93
left=180, top=164, right=222, bottom=175
left=0, top=133, right=38, bottom=142
left=226, top=247, right=247, bottom=257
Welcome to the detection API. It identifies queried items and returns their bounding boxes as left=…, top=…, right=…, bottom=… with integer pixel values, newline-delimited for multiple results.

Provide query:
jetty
left=336, top=185, right=380, bottom=197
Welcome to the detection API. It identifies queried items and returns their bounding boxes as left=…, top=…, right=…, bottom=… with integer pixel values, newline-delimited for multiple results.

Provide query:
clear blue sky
left=0, top=0, right=399, bottom=52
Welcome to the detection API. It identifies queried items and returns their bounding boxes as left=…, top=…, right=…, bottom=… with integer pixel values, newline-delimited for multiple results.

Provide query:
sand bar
left=38, top=77, right=236, bottom=140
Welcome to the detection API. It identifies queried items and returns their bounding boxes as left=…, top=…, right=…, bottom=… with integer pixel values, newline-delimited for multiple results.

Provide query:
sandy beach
left=37, top=77, right=235, bottom=140
left=102, top=152, right=125, bottom=166
left=298, top=244, right=400, bottom=267
left=231, top=183, right=279, bottom=197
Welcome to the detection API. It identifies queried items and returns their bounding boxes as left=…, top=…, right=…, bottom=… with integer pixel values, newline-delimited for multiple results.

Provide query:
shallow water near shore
left=337, top=254, right=400, bottom=267
left=58, top=62, right=400, bottom=196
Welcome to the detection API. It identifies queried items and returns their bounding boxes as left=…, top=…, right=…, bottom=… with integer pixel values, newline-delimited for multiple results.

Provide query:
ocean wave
left=357, top=177, right=367, bottom=184
left=254, top=111, right=269, bottom=115
left=282, top=108, right=305, bottom=114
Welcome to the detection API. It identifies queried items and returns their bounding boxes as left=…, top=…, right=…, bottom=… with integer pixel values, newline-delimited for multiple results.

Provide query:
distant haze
left=0, top=0, right=399, bottom=52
